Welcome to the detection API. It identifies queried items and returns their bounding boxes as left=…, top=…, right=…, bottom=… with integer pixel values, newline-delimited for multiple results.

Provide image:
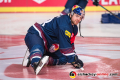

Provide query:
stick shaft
left=99, top=4, right=120, bottom=20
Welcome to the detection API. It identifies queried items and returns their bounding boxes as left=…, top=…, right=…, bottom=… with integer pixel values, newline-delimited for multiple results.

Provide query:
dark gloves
left=71, top=55, right=84, bottom=69
left=93, top=0, right=99, bottom=6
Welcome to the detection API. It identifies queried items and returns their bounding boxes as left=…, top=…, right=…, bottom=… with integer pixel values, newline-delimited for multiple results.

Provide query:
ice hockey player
left=61, top=0, right=99, bottom=15
left=23, top=5, right=84, bottom=75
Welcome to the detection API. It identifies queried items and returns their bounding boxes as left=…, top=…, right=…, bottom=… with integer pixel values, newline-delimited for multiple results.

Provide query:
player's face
left=70, top=13, right=82, bottom=25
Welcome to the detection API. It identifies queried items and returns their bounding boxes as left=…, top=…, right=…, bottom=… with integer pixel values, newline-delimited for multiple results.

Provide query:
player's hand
left=71, top=55, right=84, bottom=69
left=49, top=44, right=59, bottom=53
left=93, top=0, right=99, bottom=6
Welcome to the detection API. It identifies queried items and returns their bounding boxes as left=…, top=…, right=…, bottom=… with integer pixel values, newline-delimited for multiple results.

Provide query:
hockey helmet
left=71, top=5, right=85, bottom=19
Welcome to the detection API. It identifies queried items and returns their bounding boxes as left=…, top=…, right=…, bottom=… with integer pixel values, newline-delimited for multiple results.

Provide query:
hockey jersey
left=28, top=15, right=78, bottom=63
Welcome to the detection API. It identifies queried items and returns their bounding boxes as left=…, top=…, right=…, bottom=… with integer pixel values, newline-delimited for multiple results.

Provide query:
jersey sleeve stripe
left=63, top=53, right=75, bottom=56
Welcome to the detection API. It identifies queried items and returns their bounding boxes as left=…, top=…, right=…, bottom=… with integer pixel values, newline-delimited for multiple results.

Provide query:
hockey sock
left=30, top=53, right=42, bottom=67
left=29, top=45, right=44, bottom=67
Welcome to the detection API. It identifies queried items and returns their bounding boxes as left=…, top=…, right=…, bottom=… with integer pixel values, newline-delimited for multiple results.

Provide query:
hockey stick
left=99, top=4, right=120, bottom=20
left=79, top=22, right=84, bottom=38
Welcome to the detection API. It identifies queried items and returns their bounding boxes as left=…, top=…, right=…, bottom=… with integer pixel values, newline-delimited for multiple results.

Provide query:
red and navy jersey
left=41, top=15, right=78, bottom=57
left=28, top=15, right=78, bottom=63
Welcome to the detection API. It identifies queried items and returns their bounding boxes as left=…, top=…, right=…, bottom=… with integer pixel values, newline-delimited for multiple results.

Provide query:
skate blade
left=22, top=49, right=30, bottom=66
left=22, top=59, right=29, bottom=66
left=36, top=56, right=49, bottom=75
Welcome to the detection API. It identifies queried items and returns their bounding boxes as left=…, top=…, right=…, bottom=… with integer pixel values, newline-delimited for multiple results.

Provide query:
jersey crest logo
left=65, top=30, right=71, bottom=38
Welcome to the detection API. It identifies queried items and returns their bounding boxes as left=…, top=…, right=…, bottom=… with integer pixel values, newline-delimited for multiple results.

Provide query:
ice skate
left=33, top=55, right=49, bottom=75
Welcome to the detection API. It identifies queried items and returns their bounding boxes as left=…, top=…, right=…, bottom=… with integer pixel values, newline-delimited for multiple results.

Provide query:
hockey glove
left=71, top=55, right=84, bottom=69
left=93, top=0, right=99, bottom=6
left=49, top=44, right=59, bottom=53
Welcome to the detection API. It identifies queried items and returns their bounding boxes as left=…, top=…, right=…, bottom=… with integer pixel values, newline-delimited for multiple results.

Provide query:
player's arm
left=58, top=27, right=75, bottom=62
left=58, top=27, right=84, bottom=68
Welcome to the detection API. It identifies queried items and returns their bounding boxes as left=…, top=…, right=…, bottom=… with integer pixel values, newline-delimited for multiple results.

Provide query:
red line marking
left=78, top=54, right=105, bottom=59
left=0, top=57, right=23, bottom=60
left=75, top=37, right=120, bottom=44
left=0, top=52, right=4, bottom=54
left=89, top=49, right=120, bottom=51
